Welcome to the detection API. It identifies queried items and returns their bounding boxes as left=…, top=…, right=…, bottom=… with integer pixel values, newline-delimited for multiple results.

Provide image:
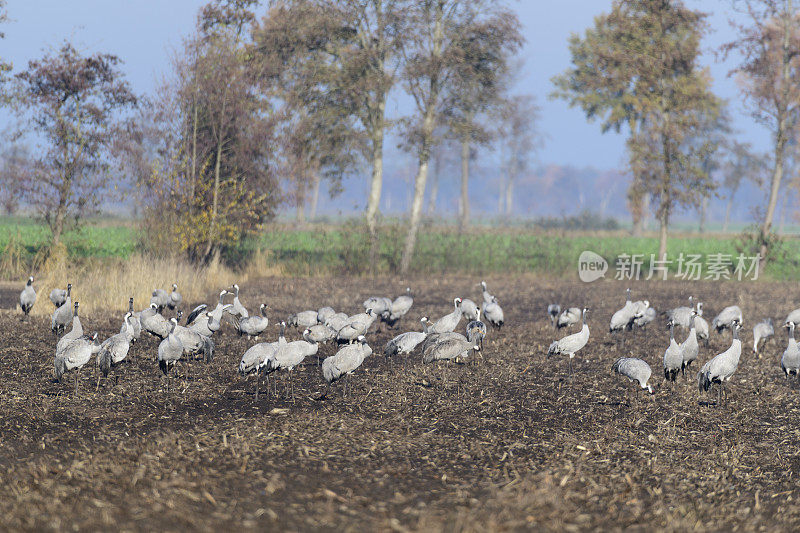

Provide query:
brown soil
left=0, top=276, right=799, bottom=531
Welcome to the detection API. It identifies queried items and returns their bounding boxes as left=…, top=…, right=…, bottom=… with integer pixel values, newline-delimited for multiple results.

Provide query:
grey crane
left=56, top=302, right=83, bottom=356
left=663, top=320, right=682, bottom=382
left=158, top=318, right=183, bottom=391
left=185, top=289, right=229, bottom=326
left=548, top=308, right=589, bottom=375
left=753, top=318, right=774, bottom=358
left=680, top=312, right=700, bottom=378
left=306, top=323, right=336, bottom=344
left=482, top=296, right=504, bottom=329
left=288, top=310, right=318, bottom=328
left=480, top=281, right=493, bottom=304
left=423, top=334, right=479, bottom=364
left=127, top=298, right=142, bottom=343
left=461, top=298, right=480, bottom=321
left=188, top=308, right=227, bottom=337
left=51, top=284, right=73, bottom=334
left=557, top=307, right=581, bottom=329
left=54, top=332, right=100, bottom=394
left=97, top=313, right=135, bottom=387
left=168, top=283, right=182, bottom=310
left=322, top=336, right=370, bottom=398
left=547, top=304, right=561, bottom=329
left=150, top=288, right=170, bottom=312
left=698, top=320, right=742, bottom=406
left=239, top=322, right=287, bottom=400
left=229, top=284, right=249, bottom=318
left=363, top=296, right=392, bottom=318
left=262, top=330, right=313, bottom=400
left=634, top=307, right=657, bottom=331
left=609, top=288, right=639, bottom=342
left=49, top=283, right=70, bottom=308
left=420, top=330, right=466, bottom=355
left=667, top=296, right=694, bottom=328
left=712, top=305, right=744, bottom=335
left=611, top=357, right=654, bottom=395
left=429, top=298, right=463, bottom=334
left=174, top=310, right=214, bottom=363
left=466, top=309, right=487, bottom=351
left=384, top=319, right=429, bottom=357
left=785, top=308, right=800, bottom=326
left=325, top=312, right=350, bottom=333
left=387, top=288, right=414, bottom=326
left=238, top=303, right=269, bottom=339
left=317, top=306, right=336, bottom=324
left=140, top=303, right=171, bottom=339
left=19, top=276, right=36, bottom=316
left=695, top=302, right=710, bottom=346
left=337, top=309, right=377, bottom=343
left=781, top=321, right=800, bottom=383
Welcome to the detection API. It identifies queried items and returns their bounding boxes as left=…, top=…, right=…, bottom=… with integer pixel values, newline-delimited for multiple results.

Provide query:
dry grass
left=27, top=252, right=244, bottom=316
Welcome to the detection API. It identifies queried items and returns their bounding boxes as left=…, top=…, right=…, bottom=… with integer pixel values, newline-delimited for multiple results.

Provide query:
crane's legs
left=75, top=369, right=79, bottom=395
left=254, top=369, right=259, bottom=401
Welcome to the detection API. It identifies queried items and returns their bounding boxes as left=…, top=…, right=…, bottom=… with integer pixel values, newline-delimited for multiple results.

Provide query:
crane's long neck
left=669, top=323, right=674, bottom=342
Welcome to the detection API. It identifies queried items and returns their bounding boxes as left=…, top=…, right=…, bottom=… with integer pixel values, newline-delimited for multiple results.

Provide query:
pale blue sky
left=1, top=0, right=766, bottom=171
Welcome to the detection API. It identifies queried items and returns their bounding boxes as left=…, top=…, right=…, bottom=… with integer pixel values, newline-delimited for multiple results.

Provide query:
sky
left=0, top=0, right=769, bottom=172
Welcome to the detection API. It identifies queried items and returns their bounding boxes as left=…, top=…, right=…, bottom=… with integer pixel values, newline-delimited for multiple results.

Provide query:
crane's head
left=150, top=303, right=158, bottom=310
left=172, top=283, right=178, bottom=291
left=357, top=335, right=367, bottom=344
left=455, top=297, right=462, bottom=307
left=28, top=276, right=34, bottom=284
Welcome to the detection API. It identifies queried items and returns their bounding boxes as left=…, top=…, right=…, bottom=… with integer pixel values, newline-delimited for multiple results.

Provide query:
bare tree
left=723, top=0, right=800, bottom=262
left=12, top=42, right=137, bottom=247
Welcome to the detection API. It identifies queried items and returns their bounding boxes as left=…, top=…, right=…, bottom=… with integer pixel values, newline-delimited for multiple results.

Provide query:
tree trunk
left=203, top=137, right=224, bottom=260
left=365, top=98, right=386, bottom=236
left=698, top=196, right=708, bottom=234
left=723, top=192, right=735, bottom=233
left=761, top=138, right=785, bottom=261
left=504, top=174, right=514, bottom=216
left=296, top=196, right=305, bottom=222
left=427, top=157, right=439, bottom=215
left=658, top=209, right=668, bottom=261
left=309, top=173, right=321, bottom=221
left=52, top=204, right=66, bottom=247
left=399, top=2, right=443, bottom=274
left=459, top=136, right=470, bottom=232
left=400, top=104, right=436, bottom=274
left=761, top=4, right=792, bottom=265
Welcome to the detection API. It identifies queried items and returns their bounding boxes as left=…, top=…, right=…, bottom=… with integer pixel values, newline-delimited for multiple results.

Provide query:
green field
left=2, top=217, right=800, bottom=280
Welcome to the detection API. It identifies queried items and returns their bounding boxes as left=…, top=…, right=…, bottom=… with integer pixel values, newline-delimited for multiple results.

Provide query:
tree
left=444, top=19, right=521, bottom=231
left=12, top=42, right=137, bottom=247
left=723, top=0, right=800, bottom=264
left=552, top=0, right=721, bottom=259
left=398, top=0, right=522, bottom=273
left=0, top=1, right=11, bottom=102
left=132, top=0, right=280, bottom=262
left=255, top=0, right=405, bottom=242
left=0, top=142, right=32, bottom=214
left=496, top=94, right=540, bottom=216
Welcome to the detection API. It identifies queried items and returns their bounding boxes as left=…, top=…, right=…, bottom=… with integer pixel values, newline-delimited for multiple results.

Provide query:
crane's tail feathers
left=202, top=336, right=214, bottom=363
left=547, top=341, right=560, bottom=357
left=698, top=371, right=711, bottom=392
left=158, top=359, right=169, bottom=376
left=98, top=348, right=112, bottom=377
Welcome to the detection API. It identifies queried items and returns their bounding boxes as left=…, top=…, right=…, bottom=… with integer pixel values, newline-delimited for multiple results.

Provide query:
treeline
left=1, top=0, right=799, bottom=271
left=0, top=0, right=534, bottom=273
